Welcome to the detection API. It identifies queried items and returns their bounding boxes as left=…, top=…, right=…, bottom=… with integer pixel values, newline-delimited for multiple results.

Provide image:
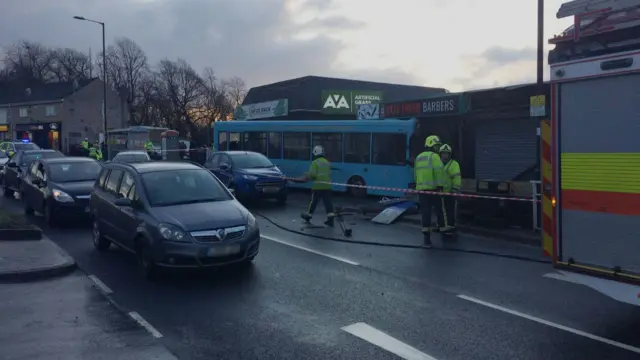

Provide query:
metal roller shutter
left=475, top=119, right=539, bottom=181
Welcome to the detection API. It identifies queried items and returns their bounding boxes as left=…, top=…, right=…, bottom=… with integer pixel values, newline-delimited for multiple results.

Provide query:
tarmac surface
left=1, top=193, right=640, bottom=360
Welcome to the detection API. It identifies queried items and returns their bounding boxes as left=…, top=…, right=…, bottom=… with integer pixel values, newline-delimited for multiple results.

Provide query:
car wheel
left=276, top=195, right=287, bottom=205
left=136, top=241, right=158, bottom=280
left=92, top=219, right=111, bottom=252
left=22, top=194, right=34, bottom=215
left=44, top=202, right=58, bottom=228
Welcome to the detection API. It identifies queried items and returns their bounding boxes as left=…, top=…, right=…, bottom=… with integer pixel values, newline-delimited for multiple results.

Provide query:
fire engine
left=543, top=0, right=640, bottom=306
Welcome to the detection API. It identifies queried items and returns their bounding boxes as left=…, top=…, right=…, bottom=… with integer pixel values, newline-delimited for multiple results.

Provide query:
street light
left=536, top=0, right=544, bottom=85
left=73, top=15, right=109, bottom=160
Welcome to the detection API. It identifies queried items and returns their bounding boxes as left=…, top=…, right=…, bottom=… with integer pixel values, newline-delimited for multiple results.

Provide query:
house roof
left=243, top=75, right=448, bottom=111
left=0, top=78, right=97, bottom=105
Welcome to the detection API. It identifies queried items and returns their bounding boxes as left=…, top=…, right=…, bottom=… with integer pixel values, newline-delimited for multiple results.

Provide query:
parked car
left=21, top=157, right=102, bottom=227
left=89, top=161, right=260, bottom=279
left=0, top=151, right=8, bottom=183
left=2, top=149, right=64, bottom=197
left=0, top=140, right=40, bottom=157
left=112, top=150, right=151, bottom=163
left=204, top=151, right=288, bottom=204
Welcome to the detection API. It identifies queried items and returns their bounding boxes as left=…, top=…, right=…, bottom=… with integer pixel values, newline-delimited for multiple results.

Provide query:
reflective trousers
left=418, top=193, right=447, bottom=237
left=307, top=190, right=335, bottom=218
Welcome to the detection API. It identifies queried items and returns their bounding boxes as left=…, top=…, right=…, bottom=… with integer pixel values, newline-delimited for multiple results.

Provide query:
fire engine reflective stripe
left=561, top=153, right=640, bottom=194
left=561, top=152, right=640, bottom=215
left=540, top=119, right=554, bottom=257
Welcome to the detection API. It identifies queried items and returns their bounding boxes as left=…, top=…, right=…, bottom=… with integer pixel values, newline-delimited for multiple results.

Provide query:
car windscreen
left=48, top=161, right=102, bottom=182
left=14, top=143, right=40, bottom=151
left=22, top=152, right=64, bottom=167
left=115, top=154, right=148, bottom=163
left=230, top=153, right=274, bottom=169
left=141, top=169, right=232, bottom=206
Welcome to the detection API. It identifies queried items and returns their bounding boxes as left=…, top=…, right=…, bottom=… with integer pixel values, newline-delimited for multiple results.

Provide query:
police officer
left=414, top=135, right=446, bottom=247
left=298, top=145, right=336, bottom=227
left=81, top=137, right=89, bottom=150
left=439, top=144, right=461, bottom=236
left=144, top=139, right=154, bottom=157
left=89, top=142, right=103, bottom=161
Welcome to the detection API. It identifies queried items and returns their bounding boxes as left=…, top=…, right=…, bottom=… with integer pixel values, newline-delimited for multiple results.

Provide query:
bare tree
left=48, top=48, right=92, bottom=82
left=224, top=76, right=247, bottom=108
left=2, top=41, right=54, bottom=83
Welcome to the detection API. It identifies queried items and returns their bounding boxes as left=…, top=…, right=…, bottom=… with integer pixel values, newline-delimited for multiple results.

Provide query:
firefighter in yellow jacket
left=414, top=135, right=446, bottom=247
left=297, top=145, right=336, bottom=227
left=439, top=144, right=461, bottom=236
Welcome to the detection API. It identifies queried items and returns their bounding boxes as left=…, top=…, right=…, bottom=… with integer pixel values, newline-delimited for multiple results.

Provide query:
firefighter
left=89, top=142, right=103, bottom=161
left=439, top=144, right=461, bottom=236
left=414, top=135, right=446, bottom=247
left=81, top=137, right=89, bottom=150
left=297, top=145, right=336, bottom=227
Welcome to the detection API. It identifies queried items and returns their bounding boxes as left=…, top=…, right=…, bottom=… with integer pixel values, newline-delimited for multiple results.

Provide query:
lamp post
left=536, top=0, right=544, bottom=85
left=73, top=15, right=109, bottom=160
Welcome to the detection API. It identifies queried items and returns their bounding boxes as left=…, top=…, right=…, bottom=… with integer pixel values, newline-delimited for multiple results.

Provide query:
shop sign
left=380, top=94, right=465, bottom=118
left=235, top=99, right=288, bottom=120
left=321, top=90, right=383, bottom=114
left=356, top=104, right=380, bottom=119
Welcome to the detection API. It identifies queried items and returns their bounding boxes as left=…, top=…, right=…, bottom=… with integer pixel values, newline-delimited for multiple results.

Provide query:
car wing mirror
left=219, top=163, right=230, bottom=171
left=114, top=198, right=133, bottom=207
left=31, top=177, right=42, bottom=186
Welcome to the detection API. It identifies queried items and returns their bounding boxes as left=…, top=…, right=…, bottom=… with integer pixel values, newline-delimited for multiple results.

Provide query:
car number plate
left=207, top=245, right=240, bottom=257
left=262, top=186, right=279, bottom=193
left=84, top=206, right=90, bottom=213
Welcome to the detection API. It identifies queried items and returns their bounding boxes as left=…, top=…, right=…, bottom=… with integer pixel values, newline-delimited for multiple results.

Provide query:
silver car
left=112, top=151, right=151, bottom=163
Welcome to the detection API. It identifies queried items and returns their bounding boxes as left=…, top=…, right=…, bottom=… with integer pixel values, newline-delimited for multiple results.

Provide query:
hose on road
left=255, top=213, right=551, bottom=265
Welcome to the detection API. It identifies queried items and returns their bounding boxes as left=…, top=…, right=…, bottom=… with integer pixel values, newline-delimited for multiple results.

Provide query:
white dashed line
left=88, top=275, right=113, bottom=295
left=261, top=234, right=360, bottom=266
left=342, top=322, right=438, bottom=360
left=457, top=294, right=640, bottom=355
left=129, top=311, right=163, bottom=338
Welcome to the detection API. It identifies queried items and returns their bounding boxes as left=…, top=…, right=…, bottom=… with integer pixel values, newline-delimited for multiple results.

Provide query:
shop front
left=13, top=122, right=62, bottom=151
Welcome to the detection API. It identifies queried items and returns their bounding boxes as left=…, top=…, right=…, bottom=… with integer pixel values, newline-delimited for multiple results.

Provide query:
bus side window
left=344, top=133, right=370, bottom=164
left=283, top=132, right=310, bottom=160
left=268, top=132, right=282, bottom=159
left=229, top=133, right=241, bottom=150
left=218, top=132, right=228, bottom=151
left=312, top=133, right=342, bottom=163
left=372, top=134, right=405, bottom=166
left=245, top=132, right=267, bottom=155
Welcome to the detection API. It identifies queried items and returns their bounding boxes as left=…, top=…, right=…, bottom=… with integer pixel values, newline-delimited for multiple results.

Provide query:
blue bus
left=213, top=119, right=417, bottom=197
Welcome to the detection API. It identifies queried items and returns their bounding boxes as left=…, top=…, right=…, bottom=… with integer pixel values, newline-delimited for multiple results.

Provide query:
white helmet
left=312, top=145, right=325, bottom=157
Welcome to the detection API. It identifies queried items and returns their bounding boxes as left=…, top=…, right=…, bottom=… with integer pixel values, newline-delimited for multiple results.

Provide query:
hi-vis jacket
left=89, top=147, right=103, bottom=161
left=414, top=151, right=443, bottom=190
left=308, top=157, right=332, bottom=190
left=144, top=140, right=154, bottom=151
left=443, top=160, right=461, bottom=192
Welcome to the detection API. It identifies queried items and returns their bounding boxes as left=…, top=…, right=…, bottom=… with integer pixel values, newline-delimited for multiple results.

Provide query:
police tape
left=276, top=176, right=541, bottom=203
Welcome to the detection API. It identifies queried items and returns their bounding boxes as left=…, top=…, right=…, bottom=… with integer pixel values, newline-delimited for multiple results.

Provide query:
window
left=48, top=161, right=102, bottom=182
left=21, top=151, right=64, bottom=167
left=127, top=184, right=139, bottom=202
left=283, top=132, right=310, bottom=160
left=344, top=133, right=371, bottom=164
left=97, top=169, right=109, bottom=188
left=118, top=172, right=135, bottom=198
left=0, top=109, right=7, bottom=124
left=268, top=132, right=282, bottom=159
left=312, top=133, right=342, bottom=163
left=45, top=105, right=57, bottom=116
left=29, top=162, right=39, bottom=177
left=14, top=143, right=39, bottom=151
left=244, top=132, right=267, bottom=155
left=0, top=143, right=6, bottom=151
left=372, top=133, right=407, bottom=166
left=229, top=133, right=241, bottom=150
left=218, top=132, right=228, bottom=151
left=207, top=154, right=220, bottom=168
left=229, top=153, right=273, bottom=169
left=218, top=154, right=231, bottom=167
left=19, top=108, right=28, bottom=117
left=141, top=169, right=232, bottom=206
left=105, top=169, right=123, bottom=194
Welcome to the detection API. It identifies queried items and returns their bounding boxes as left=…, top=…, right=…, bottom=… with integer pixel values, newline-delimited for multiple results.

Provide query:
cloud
left=451, top=46, right=542, bottom=90
left=0, top=0, right=385, bottom=88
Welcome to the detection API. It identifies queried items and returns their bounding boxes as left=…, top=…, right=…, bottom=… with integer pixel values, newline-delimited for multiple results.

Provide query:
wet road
left=2, top=194, right=640, bottom=360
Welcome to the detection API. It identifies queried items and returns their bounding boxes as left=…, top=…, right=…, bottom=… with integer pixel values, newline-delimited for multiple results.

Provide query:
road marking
left=88, top=275, right=113, bottom=295
left=129, top=311, right=163, bottom=338
left=457, top=294, right=640, bottom=355
left=341, top=322, right=437, bottom=360
left=261, top=234, right=359, bottom=266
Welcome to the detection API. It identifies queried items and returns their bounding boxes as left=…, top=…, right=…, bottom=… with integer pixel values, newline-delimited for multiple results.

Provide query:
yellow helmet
left=439, top=144, right=452, bottom=153
left=424, top=135, right=441, bottom=148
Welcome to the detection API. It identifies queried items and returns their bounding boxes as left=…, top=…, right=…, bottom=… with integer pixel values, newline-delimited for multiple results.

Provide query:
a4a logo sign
left=323, top=94, right=350, bottom=109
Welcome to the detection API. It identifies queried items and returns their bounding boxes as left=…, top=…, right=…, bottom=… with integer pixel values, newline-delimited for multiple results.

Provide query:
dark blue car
left=205, top=151, right=288, bottom=204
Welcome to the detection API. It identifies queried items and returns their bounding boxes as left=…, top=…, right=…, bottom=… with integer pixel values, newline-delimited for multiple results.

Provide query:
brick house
left=0, top=78, right=129, bottom=152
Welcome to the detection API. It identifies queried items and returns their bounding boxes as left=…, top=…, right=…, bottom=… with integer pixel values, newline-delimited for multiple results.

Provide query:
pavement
left=0, top=238, right=76, bottom=282
left=1, top=194, right=640, bottom=360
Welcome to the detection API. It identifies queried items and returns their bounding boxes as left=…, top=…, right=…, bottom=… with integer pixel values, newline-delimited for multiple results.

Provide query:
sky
left=0, top=0, right=573, bottom=92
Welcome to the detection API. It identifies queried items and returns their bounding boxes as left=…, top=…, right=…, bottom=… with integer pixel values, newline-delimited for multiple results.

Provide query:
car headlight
left=52, top=189, right=74, bottom=203
left=247, top=212, right=257, bottom=228
left=158, top=223, right=190, bottom=242
left=242, top=174, right=258, bottom=180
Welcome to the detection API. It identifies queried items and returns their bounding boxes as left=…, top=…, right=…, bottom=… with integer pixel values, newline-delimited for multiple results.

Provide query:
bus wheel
left=347, top=176, right=367, bottom=198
